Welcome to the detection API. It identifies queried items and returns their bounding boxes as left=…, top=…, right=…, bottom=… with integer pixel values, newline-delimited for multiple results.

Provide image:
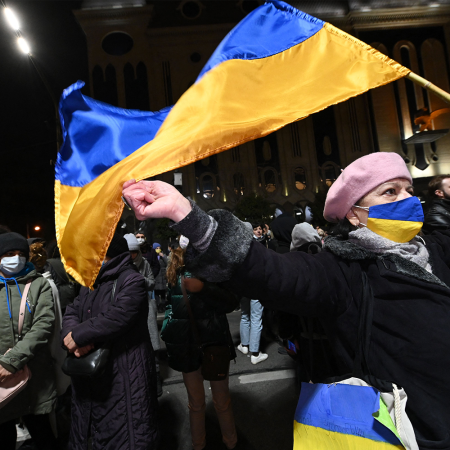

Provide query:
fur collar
left=324, top=237, right=448, bottom=288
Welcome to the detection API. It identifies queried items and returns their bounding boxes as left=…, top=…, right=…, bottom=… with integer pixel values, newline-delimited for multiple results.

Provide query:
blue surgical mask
left=0, top=255, right=27, bottom=276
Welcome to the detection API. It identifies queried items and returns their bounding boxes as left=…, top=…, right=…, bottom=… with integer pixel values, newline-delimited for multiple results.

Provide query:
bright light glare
left=4, top=8, right=20, bottom=30
left=18, top=37, right=30, bottom=54
left=34, top=226, right=40, bottom=231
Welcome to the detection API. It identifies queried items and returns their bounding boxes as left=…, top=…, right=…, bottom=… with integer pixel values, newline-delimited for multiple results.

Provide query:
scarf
left=348, top=227, right=432, bottom=273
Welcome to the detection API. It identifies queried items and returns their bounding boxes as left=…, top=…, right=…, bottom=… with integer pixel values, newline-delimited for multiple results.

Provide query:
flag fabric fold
left=56, top=0, right=410, bottom=287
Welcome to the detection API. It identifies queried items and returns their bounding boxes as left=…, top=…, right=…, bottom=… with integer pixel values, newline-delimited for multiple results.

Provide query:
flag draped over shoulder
left=56, top=0, right=410, bottom=288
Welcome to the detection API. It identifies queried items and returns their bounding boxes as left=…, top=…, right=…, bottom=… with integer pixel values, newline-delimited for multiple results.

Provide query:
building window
left=294, top=167, right=306, bottom=190
left=322, top=163, right=339, bottom=187
left=263, top=169, right=277, bottom=193
left=92, top=64, right=118, bottom=106
left=201, top=174, right=215, bottom=198
left=233, top=173, right=245, bottom=196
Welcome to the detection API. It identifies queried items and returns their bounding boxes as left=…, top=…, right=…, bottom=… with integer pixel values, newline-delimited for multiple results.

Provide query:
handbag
left=293, top=272, right=419, bottom=450
left=0, top=280, right=32, bottom=408
left=181, top=277, right=230, bottom=381
left=62, top=279, right=118, bottom=378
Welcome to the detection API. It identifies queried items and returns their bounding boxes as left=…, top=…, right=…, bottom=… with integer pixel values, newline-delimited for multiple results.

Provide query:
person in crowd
left=123, top=233, right=162, bottom=397
left=123, top=151, right=450, bottom=447
left=252, top=223, right=276, bottom=251
left=161, top=243, right=238, bottom=450
left=135, top=231, right=160, bottom=279
left=423, top=174, right=450, bottom=234
left=153, top=242, right=168, bottom=313
left=0, top=232, right=58, bottom=450
left=61, top=233, right=159, bottom=450
left=269, top=209, right=297, bottom=254
left=290, top=223, right=322, bottom=254
left=236, top=225, right=269, bottom=365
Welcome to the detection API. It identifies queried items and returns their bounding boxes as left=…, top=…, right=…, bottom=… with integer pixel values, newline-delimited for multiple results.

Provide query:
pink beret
left=323, top=152, right=412, bottom=223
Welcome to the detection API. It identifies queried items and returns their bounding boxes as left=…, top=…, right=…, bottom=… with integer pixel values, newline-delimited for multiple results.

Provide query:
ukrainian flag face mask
left=354, top=196, right=424, bottom=243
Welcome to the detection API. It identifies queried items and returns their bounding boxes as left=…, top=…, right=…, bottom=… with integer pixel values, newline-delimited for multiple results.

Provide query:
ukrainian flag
left=56, top=0, right=410, bottom=287
left=294, top=383, right=405, bottom=449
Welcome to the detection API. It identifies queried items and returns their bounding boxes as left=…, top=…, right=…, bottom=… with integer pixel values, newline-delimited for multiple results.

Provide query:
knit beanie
left=0, top=232, right=29, bottom=260
left=124, top=233, right=140, bottom=251
left=106, top=233, right=129, bottom=258
left=152, top=243, right=161, bottom=250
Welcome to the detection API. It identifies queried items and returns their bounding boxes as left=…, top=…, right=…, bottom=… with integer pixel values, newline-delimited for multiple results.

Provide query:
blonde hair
left=166, top=247, right=185, bottom=286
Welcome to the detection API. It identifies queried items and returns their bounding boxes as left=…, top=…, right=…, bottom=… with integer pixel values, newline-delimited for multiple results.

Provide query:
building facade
left=74, top=0, right=450, bottom=220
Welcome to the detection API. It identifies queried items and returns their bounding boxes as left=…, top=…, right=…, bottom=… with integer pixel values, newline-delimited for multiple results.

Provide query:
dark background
left=0, top=0, right=88, bottom=240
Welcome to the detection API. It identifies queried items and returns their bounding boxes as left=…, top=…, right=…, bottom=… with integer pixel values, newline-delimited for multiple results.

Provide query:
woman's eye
left=384, top=189, right=396, bottom=195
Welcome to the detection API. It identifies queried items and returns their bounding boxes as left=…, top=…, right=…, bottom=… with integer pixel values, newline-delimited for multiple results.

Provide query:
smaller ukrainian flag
left=294, top=382, right=405, bottom=449
left=366, top=198, right=424, bottom=244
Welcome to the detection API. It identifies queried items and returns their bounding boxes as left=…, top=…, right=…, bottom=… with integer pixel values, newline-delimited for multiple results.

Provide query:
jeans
left=240, top=298, right=264, bottom=353
left=182, top=367, right=237, bottom=450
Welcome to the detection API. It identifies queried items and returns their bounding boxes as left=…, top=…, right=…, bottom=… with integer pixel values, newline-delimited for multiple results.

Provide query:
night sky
left=0, top=0, right=88, bottom=240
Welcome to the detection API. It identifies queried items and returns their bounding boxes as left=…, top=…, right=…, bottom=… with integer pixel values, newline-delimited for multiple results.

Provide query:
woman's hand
left=0, top=365, right=16, bottom=383
left=122, top=180, right=192, bottom=223
left=63, top=332, right=79, bottom=353
left=74, top=344, right=94, bottom=358
left=184, top=278, right=204, bottom=293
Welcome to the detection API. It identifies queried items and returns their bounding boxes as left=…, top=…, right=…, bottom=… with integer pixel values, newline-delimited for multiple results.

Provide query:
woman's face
left=346, top=178, right=414, bottom=227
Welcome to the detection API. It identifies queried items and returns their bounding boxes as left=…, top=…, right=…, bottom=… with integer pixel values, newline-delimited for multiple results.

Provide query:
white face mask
left=0, top=255, right=26, bottom=276
left=136, top=238, right=145, bottom=245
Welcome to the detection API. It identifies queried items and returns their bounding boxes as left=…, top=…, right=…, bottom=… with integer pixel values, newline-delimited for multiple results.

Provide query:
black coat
left=270, top=213, right=297, bottom=254
left=177, top=206, right=450, bottom=450
left=61, top=253, right=158, bottom=450
left=423, top=198, right=450, bottom=234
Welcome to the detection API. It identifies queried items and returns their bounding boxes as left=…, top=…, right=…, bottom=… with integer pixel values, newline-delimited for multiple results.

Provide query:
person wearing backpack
left=61, top=233, right=159, bottom=450
left=0, top=232, right=58, bottom=450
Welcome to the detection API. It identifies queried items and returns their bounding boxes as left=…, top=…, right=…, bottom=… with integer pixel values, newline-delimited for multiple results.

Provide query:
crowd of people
left=2, top=156, right=450, bottom=449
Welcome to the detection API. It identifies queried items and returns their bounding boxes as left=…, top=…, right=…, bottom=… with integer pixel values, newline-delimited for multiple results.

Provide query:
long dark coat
left=61, top=253, right=158, bottom=450
left=174, top=205, right=450, bottom=450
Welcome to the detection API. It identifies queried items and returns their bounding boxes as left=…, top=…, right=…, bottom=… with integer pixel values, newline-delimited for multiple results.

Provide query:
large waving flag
left=57, top=0, right=410, bottom=287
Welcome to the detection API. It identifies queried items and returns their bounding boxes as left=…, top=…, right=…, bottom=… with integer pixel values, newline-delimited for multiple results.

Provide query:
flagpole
left=407, top=72, right=450, bottom=105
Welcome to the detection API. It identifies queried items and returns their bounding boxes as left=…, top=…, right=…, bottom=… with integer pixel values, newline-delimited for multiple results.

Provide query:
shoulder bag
left=181, top=276, right=230, bottom=381
left=0, top=280, right=32, bottom=408
left=62, top=279, right=118, bottom=378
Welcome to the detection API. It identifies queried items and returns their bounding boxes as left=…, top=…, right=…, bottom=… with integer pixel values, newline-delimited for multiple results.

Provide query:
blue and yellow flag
left=57, top=0, right=410, bottom=287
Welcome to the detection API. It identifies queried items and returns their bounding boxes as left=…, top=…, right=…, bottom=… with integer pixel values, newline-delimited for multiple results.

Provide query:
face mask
left=0, top=255, right=26, bottom=276
left=155, top=248, right=161, bottom=254
left=136, top=238, right=145, bottom=245
left=353, top=196, right=424, bottom=243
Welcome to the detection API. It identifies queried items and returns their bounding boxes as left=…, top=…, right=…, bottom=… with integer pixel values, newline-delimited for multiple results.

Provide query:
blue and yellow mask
left=354, top=196, right=424, bottom=243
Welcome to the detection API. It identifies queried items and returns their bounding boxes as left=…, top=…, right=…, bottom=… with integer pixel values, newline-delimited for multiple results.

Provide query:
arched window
left=294, top=167, right=306, bottom=190
left=201, top=174, right=215, bottom=198
left=93, top=65, right=118, bottom=106
left=233, top=173, right=245, bottom=196
left=323, top=164, right=338, bottom=187
left=264, top=169, right=277, bottom=193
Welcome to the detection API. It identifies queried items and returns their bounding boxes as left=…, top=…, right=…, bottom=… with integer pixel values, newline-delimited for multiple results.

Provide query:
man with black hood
left=270, top=208, right=297, bottom=254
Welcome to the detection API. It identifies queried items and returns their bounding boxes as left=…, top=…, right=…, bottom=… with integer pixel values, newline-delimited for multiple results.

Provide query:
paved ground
left=17, top=310, right=301, bottom=450
left=158, top=311, right=301, bottom=450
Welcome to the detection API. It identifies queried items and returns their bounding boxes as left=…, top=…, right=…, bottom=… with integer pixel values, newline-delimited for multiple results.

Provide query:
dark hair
left=252, top=223, right=263, bottom=230
left=329, top=218, right=356, bottom=240
left=428, top=175, right=450, bottom=198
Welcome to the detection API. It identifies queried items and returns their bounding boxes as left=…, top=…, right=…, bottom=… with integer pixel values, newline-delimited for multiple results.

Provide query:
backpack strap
left=18, top=281, right=32, bottom=340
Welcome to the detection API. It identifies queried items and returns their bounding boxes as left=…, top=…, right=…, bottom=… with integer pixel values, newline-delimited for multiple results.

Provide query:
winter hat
left=124, top=233, right=140, bottom=251
left=323, top=152, right=412, bottom=223
left=290, top=223, right=321, bottom=251
left=0, top=232, right=29, bottom=260
left=152, top=243, right=161, bottom=250
left=106, top=233, right=129, bottom=258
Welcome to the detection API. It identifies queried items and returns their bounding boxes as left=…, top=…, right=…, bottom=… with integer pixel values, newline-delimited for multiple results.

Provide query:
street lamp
left=34, top=226, right=41, bottom=231
left=4, top=7, right=20, bottom=30
left=17, top=37, right=30, bottom=54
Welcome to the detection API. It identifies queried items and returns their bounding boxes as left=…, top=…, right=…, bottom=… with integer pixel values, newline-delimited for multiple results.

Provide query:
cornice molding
left=74, top=4, right=153, bottom=25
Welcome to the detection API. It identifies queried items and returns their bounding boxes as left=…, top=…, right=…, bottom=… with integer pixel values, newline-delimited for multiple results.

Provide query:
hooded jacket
left=0, top=264, right=56, bottom=424
left=270, top=212, right=297, bottom=254
left=423, top=198, right=450, bottom=234
left=61, top=253, right=158, bottom=450
left=171, top=203, right=450, bottom=450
